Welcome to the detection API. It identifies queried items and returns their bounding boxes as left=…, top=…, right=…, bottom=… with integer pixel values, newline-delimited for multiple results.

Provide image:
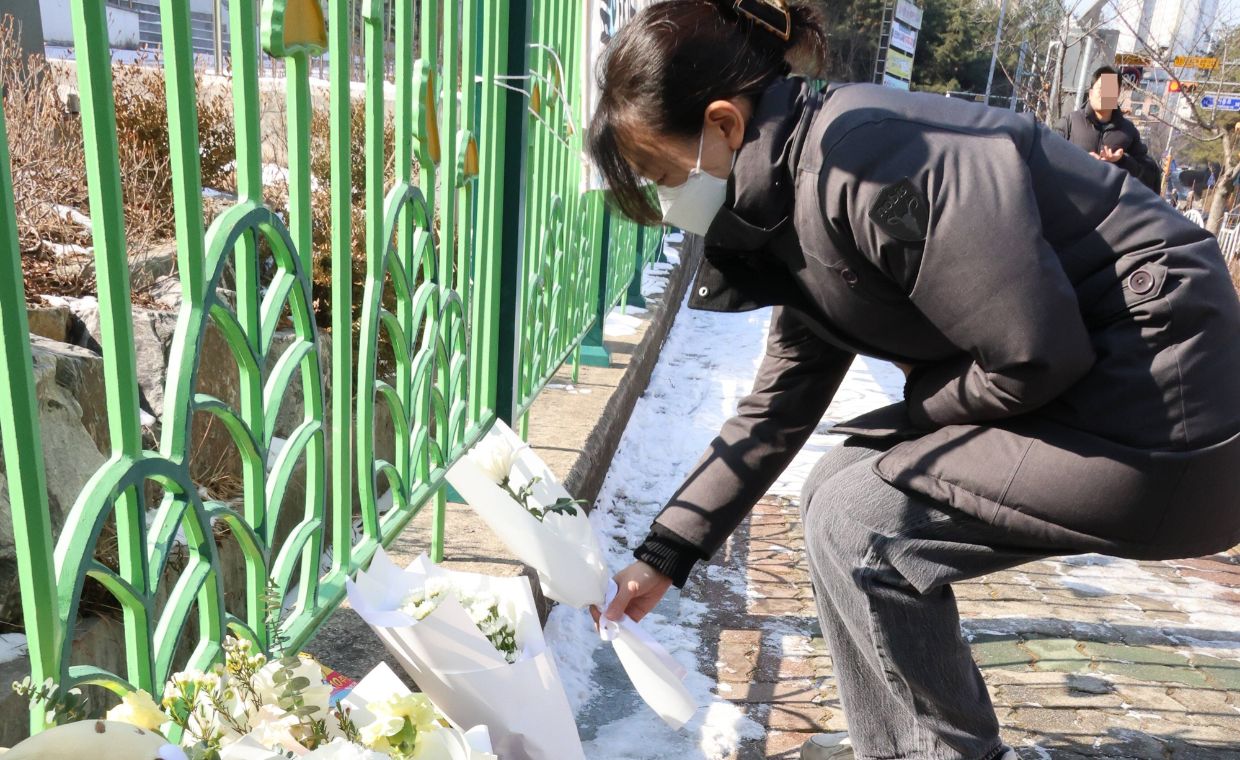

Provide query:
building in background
left=1108, top=0, right=1220, bottom=56
left=36, top=0, right=227, bottom=56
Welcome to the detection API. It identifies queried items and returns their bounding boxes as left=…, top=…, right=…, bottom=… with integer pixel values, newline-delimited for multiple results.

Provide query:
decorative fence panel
left=0, top=0, right=663, bottom=735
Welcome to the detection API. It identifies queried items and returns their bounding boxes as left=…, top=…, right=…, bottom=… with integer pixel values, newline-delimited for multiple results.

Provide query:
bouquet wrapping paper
left=348, top=549, right=584, bottom=760
left=446, top=420, right=698, bottom=729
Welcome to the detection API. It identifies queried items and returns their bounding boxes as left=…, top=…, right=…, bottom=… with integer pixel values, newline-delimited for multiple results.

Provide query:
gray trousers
left=800, top=439, right=1076, bottom=760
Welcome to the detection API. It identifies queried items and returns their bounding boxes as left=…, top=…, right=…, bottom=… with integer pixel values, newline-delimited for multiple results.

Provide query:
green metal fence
left=0, top=0, right=662, bottom=734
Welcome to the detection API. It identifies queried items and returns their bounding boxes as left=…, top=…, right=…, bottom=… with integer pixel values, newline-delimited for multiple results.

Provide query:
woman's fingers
left=604, top=580, right=636, bottom=622
left=627, top=594, right=660, bottom=623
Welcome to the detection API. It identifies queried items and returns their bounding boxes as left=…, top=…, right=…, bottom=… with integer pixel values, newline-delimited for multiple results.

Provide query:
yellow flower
left=369, top=693, right=438, bottom=734
left=106, top=689, right=169, bottom=731
left=359, top=693, right=441, bottom=755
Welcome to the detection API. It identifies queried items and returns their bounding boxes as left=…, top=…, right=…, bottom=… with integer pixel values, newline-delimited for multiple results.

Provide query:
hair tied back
left=734, top=0, right=792, bottom=41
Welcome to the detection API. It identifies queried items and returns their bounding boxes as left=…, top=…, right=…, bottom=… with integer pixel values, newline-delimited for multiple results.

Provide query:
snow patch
left=0, top=633, right=28, bottom=665
left=604, top=309, right=644, bottom=338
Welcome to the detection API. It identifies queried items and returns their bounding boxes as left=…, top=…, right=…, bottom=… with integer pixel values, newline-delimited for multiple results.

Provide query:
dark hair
left=588, top=0, right=827, bottom=224
left=1091, top=65, right=1119, bottom=87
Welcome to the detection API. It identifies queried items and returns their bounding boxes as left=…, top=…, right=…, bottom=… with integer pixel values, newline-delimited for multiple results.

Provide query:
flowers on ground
left=359, top=693, right=440, bottom=756
left=400, top=578, right=520, bottom=664
left=106, top=688, right=170, bottom=731
left=469, top=435, right=582, bottom=522
left=48, top=636, right=477, bottom=760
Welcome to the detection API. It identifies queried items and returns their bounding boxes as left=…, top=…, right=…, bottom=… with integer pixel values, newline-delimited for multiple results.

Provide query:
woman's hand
left=590, top=561, right=673, bottom=627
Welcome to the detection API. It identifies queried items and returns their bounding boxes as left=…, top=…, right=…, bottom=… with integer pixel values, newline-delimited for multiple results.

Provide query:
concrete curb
left=563, top=235, right=704, bottom=508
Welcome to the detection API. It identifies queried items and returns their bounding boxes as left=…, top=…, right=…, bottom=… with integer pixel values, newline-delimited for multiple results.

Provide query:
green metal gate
left=0, top=0, right=661, bottom=734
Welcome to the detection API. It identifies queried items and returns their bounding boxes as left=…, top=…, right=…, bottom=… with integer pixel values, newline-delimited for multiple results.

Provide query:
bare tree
left=1106, top=1, right=1240, bottom=232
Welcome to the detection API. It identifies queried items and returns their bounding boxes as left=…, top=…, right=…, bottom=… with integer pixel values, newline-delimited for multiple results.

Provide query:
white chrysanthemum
left=471, top=435, right=523, bottom=484
left=399, top=583, right=520, bottom=663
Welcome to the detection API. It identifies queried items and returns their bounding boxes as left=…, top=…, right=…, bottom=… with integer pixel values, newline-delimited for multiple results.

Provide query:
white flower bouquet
left=4, top=641, right=494, bottom=760
left=346, top=549, right=583, bottom=760
left=445, top=421, right=698, bottom=729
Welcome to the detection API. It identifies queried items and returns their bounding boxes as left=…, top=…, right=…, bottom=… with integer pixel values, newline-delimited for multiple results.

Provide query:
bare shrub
left=1, top=18, right=236, bottom=301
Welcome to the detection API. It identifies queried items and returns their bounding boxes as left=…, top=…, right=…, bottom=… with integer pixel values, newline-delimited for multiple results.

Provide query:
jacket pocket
left=1085, top=262, right=1167, bottom=328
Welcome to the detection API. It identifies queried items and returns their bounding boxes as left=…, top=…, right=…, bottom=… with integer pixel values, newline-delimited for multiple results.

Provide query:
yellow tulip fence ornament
left=261, top=0, right=328, bottom=58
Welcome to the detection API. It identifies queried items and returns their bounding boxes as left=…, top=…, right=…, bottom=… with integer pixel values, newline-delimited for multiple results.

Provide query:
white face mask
left=657, top=130, right=735, bottom=236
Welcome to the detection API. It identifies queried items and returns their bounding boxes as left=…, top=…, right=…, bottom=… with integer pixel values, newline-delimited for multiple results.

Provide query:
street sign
left=890, top=20, right=918, bottom=54
left=894, top=0, right=923, bottom=30
left=1199, top=93, right=1240, bottom=111
left=885, top=49, right=914, bottom=80
left=883, top=74, right=911, bottom=91
left=1115, top=53, right=1150, bottom=65
left=1174, top=55, right=1219, bottom=70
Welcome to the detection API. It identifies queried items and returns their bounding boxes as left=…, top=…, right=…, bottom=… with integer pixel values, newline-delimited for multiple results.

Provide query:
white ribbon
left=599, top=580, right=688, bottom=679
left=595, top=579, right=698, bottom=729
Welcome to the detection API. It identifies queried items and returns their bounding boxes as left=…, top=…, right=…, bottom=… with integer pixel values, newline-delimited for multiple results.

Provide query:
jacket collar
left=703, top=77, right=825, bottom=251
left=1083, top=106, right=1119, bottom=128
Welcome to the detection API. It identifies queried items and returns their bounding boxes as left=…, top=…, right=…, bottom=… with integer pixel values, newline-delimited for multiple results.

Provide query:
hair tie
left=733, top=0, right=792, bottom=41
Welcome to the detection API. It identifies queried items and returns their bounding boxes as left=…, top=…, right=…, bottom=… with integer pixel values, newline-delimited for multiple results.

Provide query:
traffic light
left=1169, top=80, right=1199, bottom=94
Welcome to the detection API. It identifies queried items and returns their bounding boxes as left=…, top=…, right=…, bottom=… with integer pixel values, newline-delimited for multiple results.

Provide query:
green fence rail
left=0, top=0, right=663, bottom=735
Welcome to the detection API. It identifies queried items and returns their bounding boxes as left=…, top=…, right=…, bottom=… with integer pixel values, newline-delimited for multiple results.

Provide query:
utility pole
left=213, top=0, right=224, bottom=75
left=1010, top=41, right=1028, bottom=111
left=984, top=0, right=1011, bottom=104
left=4, top=0, right=45, bottom=64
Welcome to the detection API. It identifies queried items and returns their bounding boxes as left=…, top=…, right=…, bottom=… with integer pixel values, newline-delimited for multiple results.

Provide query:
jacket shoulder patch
left=868, top=177, right=929, bottom=242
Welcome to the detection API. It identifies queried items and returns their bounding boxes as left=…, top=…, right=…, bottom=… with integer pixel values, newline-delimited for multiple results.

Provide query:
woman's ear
left=704, top=99, right=749, bottom=151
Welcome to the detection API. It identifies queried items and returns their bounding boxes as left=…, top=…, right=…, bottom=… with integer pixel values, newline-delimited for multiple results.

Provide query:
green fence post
left=495, top=0, right=532, bottom=425
left=0, top=84, right=58, bottom=738
left=579, top=199, right=612, bottom=367
left=626, top=225, right=648, bottom=310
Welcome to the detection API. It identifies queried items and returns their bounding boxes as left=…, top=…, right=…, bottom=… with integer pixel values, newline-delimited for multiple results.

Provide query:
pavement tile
left=721, top=679, right=821, bottom=704
left=763, top=702, right=837, bottom=732
left=1081, top=641, right=1209, bottom=686
left=972, top=639, right=1035, bottom=670
left=1023, top=637, right=1092, bottom=674
left=748, top=597, right=814, bottom=616
left=756, top=731, right=818, bottom=759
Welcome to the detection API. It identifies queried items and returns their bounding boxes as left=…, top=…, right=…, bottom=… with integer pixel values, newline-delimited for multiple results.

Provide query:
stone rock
left=50, top=239, right=179, bottom=292
left=25, top=305, right=73, bottom=343
left=0, top=337, right=107, bottom=627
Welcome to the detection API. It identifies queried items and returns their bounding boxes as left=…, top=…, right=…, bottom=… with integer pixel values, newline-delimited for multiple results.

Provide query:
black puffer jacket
left=637, top=78, right=1240, bottom=586
left=1054, top=107, right=1163, bottom=193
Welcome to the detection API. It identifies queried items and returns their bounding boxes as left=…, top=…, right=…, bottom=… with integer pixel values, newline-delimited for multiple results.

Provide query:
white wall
left=40, top=0, right=140, bottom=48
left=1110, top=0, right=1219, bottom=55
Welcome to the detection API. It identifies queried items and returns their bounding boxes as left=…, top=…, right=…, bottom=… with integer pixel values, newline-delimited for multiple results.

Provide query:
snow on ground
left=545, top=273, right=902, bottom=758
left=603, top=306, right=649, bottom=338
left=768, top=356, right=905, bottom=498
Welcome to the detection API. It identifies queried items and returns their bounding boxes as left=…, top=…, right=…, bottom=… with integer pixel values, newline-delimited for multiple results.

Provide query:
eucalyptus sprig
left=503, top=475, right=585, bottom=521
left=11, top=676, right=90, bottom=725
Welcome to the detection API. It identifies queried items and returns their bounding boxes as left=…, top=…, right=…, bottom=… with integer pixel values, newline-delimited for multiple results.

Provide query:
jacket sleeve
left=829, top=122, right=1096, bottom=429
left=1118, top=127, right=1163, bottom=193
left=646, top=305, right=854, bottom=563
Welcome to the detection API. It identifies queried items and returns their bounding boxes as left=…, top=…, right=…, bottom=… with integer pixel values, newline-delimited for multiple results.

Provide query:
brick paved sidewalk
left=696, top=496, right=1240, bottom=759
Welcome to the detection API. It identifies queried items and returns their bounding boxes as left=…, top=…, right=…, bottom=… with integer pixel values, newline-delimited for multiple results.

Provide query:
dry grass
left=1, top=18, right=234, bottom=303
